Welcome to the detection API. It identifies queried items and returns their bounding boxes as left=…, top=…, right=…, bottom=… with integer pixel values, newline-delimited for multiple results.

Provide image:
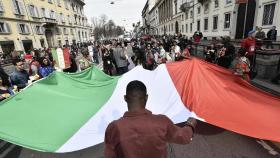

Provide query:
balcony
left=42, top=17, right=57, bottom=24
left=180, top=2, right=191, bottom=13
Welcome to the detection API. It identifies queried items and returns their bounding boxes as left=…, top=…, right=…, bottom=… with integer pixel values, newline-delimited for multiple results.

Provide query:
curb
left=250, top=80, right=280, bottom=96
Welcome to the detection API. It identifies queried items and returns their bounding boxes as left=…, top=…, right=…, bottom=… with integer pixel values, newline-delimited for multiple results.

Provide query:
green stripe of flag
left=0, top=67, right=119, bottom=152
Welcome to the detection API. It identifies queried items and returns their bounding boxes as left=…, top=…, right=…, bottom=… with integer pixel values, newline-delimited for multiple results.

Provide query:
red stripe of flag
left=236, top=0, right=248, bottom=4
left=166, top=58, right=280, bottom=142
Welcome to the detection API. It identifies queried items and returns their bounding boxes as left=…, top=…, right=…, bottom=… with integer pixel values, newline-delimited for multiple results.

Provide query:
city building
left=149, top=3, right=159, bottom=35
left=0, top=0, right=91, bottom=56
left=144, top=0, right=280, bottom=40
left=142, top=0, right=157, bottom=34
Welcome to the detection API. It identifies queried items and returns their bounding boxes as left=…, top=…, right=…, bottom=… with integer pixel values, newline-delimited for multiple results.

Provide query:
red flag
left=63, top=48, right=71, bottom=69
left=166, top=58, right=280, bottom=142
left=236, top=0, right=248, bottom=4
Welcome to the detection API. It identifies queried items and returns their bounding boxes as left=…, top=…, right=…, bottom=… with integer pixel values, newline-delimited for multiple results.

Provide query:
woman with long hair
left=39, top=58, right=54, bottom=78
left=102, top=47, right=114, bottom=76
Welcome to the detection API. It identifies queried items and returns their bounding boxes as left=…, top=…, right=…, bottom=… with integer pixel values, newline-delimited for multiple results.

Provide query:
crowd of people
left=0, top=49, right=56, bottom=101
left=0, top=26, right=278, bottom=101
left=96, top=26, right=278, bottom=83
left=0, top=43, right=96, bottom=101
left=98, top=31, right=247, bottom=80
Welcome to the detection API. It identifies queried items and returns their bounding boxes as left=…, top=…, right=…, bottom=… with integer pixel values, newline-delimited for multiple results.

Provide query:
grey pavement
left=251, top=78, right=280, bottom=96
left=4, top=122, right=279, bottom=158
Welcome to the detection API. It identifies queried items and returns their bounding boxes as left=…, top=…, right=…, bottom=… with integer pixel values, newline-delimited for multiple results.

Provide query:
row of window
left=162, top=2, right=275, bottom=34
left=0, top=22, right=75, bottom=36
left=174, top=0, right=232, bottom=16
left=46, top=0, right=84, bottom=14
left=161, top=12, right=230, bottom=34
left=0, top=0, right=86, bottom=24
left=175, top=3, right=275, bottom=30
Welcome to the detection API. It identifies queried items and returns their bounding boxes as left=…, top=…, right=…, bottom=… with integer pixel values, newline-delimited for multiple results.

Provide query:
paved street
left=0, top=121, right=278, bottom=158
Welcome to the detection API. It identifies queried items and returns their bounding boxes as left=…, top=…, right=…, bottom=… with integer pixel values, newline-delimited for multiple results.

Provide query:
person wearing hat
left=241, top=29, right=256, bottom=65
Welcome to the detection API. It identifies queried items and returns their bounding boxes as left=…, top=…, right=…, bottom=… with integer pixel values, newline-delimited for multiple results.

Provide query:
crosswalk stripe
left=0, top=144, right=16, bottom=158
left=256, top=140, right=279, bottom=156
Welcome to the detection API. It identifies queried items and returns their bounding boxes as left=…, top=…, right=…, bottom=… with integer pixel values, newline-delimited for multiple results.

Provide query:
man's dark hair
left=126, top=80, right=147, bottom=96
left=238, top=48, right=247, bottom=57
left=116, top=42, right=122, bottom=47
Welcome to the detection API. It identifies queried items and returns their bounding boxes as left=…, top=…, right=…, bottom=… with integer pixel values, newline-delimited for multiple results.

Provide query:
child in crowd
left=234, top=48, right=250, bottom=81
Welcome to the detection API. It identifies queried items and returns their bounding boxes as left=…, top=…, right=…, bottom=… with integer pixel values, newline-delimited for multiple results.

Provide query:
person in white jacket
left=171, top=40, right=181, bottom=61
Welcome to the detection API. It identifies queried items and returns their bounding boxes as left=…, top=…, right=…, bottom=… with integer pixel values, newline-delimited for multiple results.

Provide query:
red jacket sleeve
left=241, top=39, right=247, bottom=49
left=163, top=116, right=193, bottom=144
left=104, top=122, right=118, bottom=158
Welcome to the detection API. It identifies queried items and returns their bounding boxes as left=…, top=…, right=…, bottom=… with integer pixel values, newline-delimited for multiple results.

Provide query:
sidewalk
left=251, top=78, right=280, bottom=96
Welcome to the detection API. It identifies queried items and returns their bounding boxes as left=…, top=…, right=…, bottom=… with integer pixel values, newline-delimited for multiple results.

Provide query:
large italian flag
left=0, top=58, right=279, bottom=153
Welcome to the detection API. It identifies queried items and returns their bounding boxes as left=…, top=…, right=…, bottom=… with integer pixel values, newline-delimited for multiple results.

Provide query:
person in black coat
left=217, top=37, right=235, bottom=69
left=204, top=44, right=217, bottom=63
left=102, top=47, right=114, bottom=76
left=266, top=26, right=277, bottom=49
left=63, top=52, right=78, bottom=73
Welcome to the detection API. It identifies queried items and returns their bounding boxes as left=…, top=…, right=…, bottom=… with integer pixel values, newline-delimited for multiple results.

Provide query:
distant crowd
left=0, top=26, right=279, bottom=101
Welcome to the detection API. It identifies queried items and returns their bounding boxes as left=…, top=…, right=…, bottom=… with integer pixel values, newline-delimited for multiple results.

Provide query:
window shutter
left=40, top=26, right=45, bottom=34
left=53, top=11, right=56, bottom=20
left=19, top=1, right=25, bottom=15
left=0, top=0, right=4, bottom=12
left=3, top=23, right=7, bottom=33
left=45, top=9, right=50, bottom=18
left=4, top=23, right=11, bottom=33
left=17, top=23, right=22, bottom=34
left=25, top=24, right=30, bottom=33
left=28, top=5, right=33, bottom=17
left=33, top=25, right=36, bottom=34
left=12, top=0, right=19, bottom=14
left=35, top=7, right=40, bottom=17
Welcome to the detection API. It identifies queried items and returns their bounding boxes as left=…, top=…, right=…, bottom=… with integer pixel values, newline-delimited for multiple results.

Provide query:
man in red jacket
left=105, top=80, right=197, bottom=158
left=241, top=30, right=256, bottom=64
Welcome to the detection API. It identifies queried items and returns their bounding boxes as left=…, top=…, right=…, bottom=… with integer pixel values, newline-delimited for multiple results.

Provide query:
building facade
left=0, top=0, right=91, bottom=56
left=142, top=1, right=150, bottom=34
left=149, top=4, right=159, bottom=35
left=144, top=0, right=280, bottom=40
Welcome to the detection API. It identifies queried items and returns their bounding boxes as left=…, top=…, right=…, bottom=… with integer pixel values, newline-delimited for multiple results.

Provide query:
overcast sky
left=84, top=0, right=146, bottom=31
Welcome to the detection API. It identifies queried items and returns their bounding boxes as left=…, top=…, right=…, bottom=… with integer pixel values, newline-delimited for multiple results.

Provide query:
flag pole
left=243, top=1, right=248, bottom=38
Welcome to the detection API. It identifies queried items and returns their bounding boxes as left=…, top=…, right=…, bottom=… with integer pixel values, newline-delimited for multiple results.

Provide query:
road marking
left=257, top=140, right=279, bottom=156
left=0, top=143, right=16, bottom=158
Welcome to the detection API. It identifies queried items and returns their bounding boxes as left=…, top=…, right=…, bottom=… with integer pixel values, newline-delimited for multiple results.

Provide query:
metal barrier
left=190, top=40, right=280, bottom=80
left=254, top=50, right=280, bottom=80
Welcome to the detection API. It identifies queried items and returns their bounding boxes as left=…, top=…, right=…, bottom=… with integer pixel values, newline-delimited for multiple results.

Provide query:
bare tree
left=99, top=14, right=108, bottom=26
left=91, top=16, right=100, bottom=28
left=90, top=14, right=124, bottom=40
